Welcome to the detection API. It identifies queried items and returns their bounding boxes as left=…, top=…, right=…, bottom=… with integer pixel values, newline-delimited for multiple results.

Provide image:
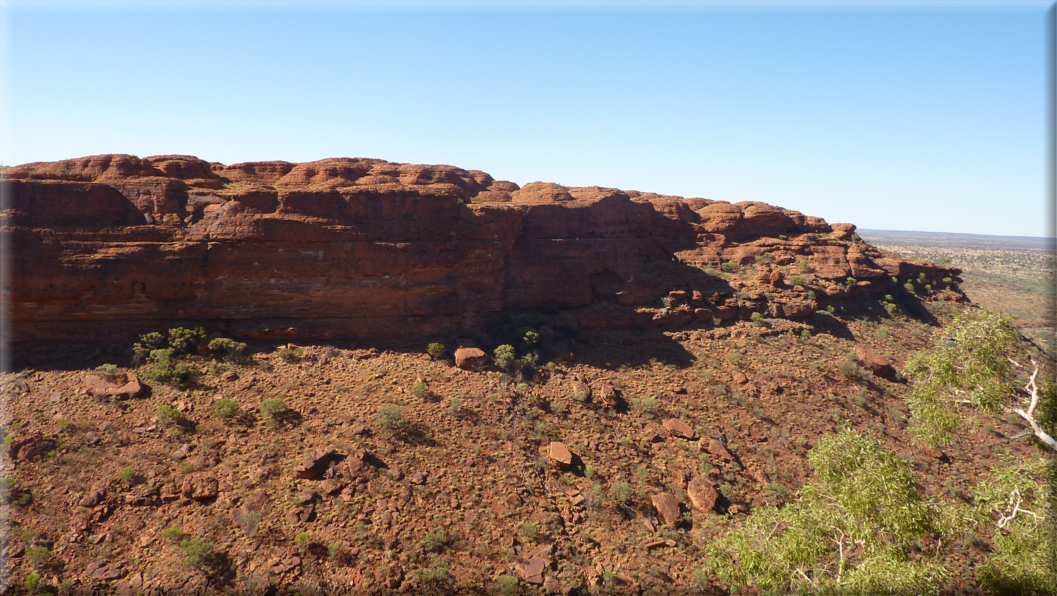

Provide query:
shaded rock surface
left=2, top=154, right=963, bottom=341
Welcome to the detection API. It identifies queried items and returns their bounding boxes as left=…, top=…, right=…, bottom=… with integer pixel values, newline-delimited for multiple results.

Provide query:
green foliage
left=720, top=261, right=739, bottom=273
left=519, top=522, right=538, bottom=541
left=800, top=329, right=811, bottom=340
left=885, top=302, right=899, bottom=315
left=970, top=456, right=1055, bottom=595
left=207, top=337, right=246, bottom=362
left=636, top=396, right=659, bottom=416
left=427, top=343, right=446, bottom=359
left=799, top=259, right=812, bottom=273
left=573, top=390, right=589, bottom=403
left=156, top=404, right=183, bottom=428
left=24, top=574, right=40, bottom=594
left=132, top=331, right=166, bottom=364
left=755, top=252, right=774, bottom=264
left=496, top=575, right=521, bottom=596
left=750, top=312, right=765, bottom=327
left=494, top=344, right=517, bottom=371
left=118, top=466, right=138, bottom=483
left=168, top=326, right=206, bottom=355
left=807, top=290, right=816, bottom=301
left=523, top=330, right=540, bottom=346
left=212, top=398, right=239, bottom=420
left=414, top=562, right=453, bottom=587
left=903, top=308, right=1020, bottom=447
left=904, top=282, right=915, bottom=293
left=24, top=545, right=49, bottom=567
left=376, top=404, right=406, bottom=430
left=162, top=526, right=185, bottom=542
left=94, top=363, right=119, bottom=378
left=412, top=381, right=429, bottom=399
left=609, top=481, right=633, bottom=504
left=420, top=529, right=450, bottom=553
left=259, top=398, right=290, bottom=422
left=147, top=348, right=189, bottom=385
left=703, top=430, right=946, bottom=594
left=179, top=537, right=214, bottom=569
left=788, top=274, right=807, bottom=287
left=276, top=346, right=302, bottom=362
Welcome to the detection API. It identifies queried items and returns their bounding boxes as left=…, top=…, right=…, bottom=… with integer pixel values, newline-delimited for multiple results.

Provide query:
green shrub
left=156, top=404, right=183, bottom=427
left=972, top=456, right=1055, bottom=595
left=609, top=481, right=633, bottom=504
left=167, top=326, right=206, bottom=355
left=132, top=331, right=166, bottom=364
left=118, top=466, right=137, bottom=482
left=846, top=276, right=857, bottom=287
left=800, top=329, right=811, bottom=340
left=904, top=282, right=915, bottom=293
left=376, top=404, right=406, bottom=430
left=885, top=302, right=899, bottom=315
left=523, top=330, right=539, bottom=346
left=496, top=575, right=520, bottom=596
left=750, top=312, right=765, bottom=327
left=519, top=522, right=538, bottom=541
left=259, top=398, right=290, bottom=423
left=902, top=308, right=1019, bottom=447
left=942, top=277, right=953, bottom=284
left=24, top=545, right=49, bottom=567
left=754, top=252, right=773, bottom=265
left=799, top=259, right=812, bottom=273
left=179, top=537, right=214, bottom=568
left=162, top=526, right=185, bottom=542
left=94, top=363, right=119, bottom=379
left=24, top=574, right=40, bottom=594
left=212, top=398, right=239, bottom=420
left=637, top=396, right=659, bottom=416
left=703, top=430, right=944, bottom=594
left=276, top=346, right=301, bottom=362
left=720, top=261, right=738, bottom=273
left=420, top=529, right=449, bottom=553
left=807, top=290, right=816, bottom=301
left=207, top=337, right=246, bottom=362
left=412, top=381, right=429, bottom=399
left=494, top=344, right=517, bottom=371
left=787, top=275, right=807, bottom=287
left=573, top=390, right=589, bottom=403
left=146, top=348, right=189, bottom=385
left=427, top=343, right=446, bottom=359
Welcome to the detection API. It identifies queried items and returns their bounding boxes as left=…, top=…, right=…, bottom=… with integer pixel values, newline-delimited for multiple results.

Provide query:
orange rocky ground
left=1, top=297, right=1047, bottom=595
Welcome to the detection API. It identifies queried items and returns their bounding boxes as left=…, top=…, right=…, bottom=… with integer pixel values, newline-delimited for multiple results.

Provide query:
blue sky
left=1, top=2, right=1050, bottom=237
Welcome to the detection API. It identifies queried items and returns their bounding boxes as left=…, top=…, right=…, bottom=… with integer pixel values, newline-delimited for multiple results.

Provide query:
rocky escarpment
left=1, top=154, right=963, bottom=342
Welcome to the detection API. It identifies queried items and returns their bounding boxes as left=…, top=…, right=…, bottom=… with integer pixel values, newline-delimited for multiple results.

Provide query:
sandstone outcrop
left=2, top=154, right=963, bottom=341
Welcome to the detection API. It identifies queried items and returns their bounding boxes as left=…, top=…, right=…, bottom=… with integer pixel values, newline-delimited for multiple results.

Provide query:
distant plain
left=859, top=229, right=1055, bottom=352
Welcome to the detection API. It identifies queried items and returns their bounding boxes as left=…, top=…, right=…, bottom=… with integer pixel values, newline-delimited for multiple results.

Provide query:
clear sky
left=1, top=2, right=1050, bottom=237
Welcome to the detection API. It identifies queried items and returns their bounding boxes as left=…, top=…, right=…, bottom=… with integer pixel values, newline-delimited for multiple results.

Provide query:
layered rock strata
left=2, top=154, right=962, bottom=341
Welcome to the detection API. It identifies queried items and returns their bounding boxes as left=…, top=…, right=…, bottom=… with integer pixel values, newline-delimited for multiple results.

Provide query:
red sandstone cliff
left=1, top=154, right=962, bottom=341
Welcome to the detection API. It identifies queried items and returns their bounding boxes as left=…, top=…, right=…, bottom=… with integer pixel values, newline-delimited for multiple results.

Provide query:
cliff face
left=1, top=155, right=962, bottom=341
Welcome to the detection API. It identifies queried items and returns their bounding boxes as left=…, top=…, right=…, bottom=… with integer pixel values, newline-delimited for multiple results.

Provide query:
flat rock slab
left=84, top=372, right=143, bottom=399
left=652, top=492, right=682, bottom=526
left=687, top=476, right=718, bottom=512
left=855, top=344, right=895, bottom=376
left=295, top=448, right=338, bottom=479
left=454, top=347, right=490, bottom=371
left=703, top=439, right=734, bottom=461
left=664, top=418, right=698, bottom=440
left=547, top=442, right=573, bottom=468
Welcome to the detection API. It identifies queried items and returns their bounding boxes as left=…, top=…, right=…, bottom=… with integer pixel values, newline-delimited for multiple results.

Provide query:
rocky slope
left=2, top=155, right=961, bottom=343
